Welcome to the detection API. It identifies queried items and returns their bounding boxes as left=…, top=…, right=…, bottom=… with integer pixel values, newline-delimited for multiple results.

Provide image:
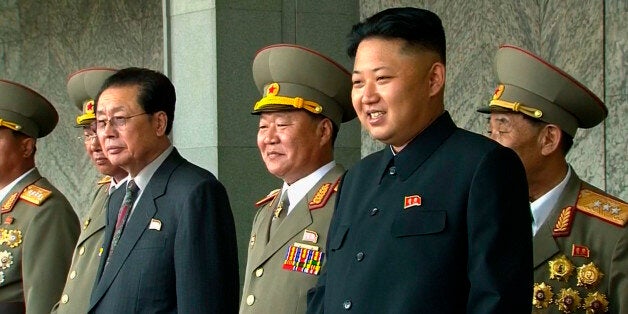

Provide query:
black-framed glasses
left=96, top=112, right=149, bottom=130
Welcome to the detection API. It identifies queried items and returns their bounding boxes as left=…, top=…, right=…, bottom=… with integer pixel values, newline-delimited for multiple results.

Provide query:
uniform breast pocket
left=391, top=210, right=446, bottom=237
left=329, top=224, right=350, bottom=251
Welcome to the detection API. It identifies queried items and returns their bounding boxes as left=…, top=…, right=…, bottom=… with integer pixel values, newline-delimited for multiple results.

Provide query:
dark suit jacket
left=89, top=149, right=239, bottom=313
left=307, top=112, right=533, bottom=313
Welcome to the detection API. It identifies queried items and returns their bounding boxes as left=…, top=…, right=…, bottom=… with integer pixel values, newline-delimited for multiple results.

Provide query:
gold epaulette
left=576, top=189, right=627, bottom=227
left=19, top=184, right=52, bottom=206
left=255, top=189, right=280, bottom=207
left=308, top=176, right=341, bottom=210
left=98, top=176, right=112, bottom=185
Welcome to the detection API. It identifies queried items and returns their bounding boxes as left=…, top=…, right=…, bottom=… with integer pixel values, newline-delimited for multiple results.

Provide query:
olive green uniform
left=532, top=172, right=627, bottom=313
left=241, top=166, right=343, bottom=313
left=0, top=169, right=79, bottom=314
left=51, top=179, right=110, bottom=313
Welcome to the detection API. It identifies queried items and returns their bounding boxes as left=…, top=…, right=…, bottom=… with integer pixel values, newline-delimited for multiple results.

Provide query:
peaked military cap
left=252, top=44, right=355, bottom=126
left=67, top=67, right=117, bottom=126
left=478, top=45, right=607, bottom=137
left=0, top=79, right=58, bottom=138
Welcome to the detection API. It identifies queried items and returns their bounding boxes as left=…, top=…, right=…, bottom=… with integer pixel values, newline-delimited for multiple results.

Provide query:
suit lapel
left=253, top=165, right=344, bottom=269
left=533, top=170, right=582, bottom=268
left=89, top=149, right=183, bottom=309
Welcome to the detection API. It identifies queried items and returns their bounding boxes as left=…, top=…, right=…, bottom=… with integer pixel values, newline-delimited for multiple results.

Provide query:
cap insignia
left=576, top=189, right=627, bottom=227
left=492, top=84, right=505, bottom=100
left=532, top=282, right=554, bottom=309
left=84, top=99, right=95, bottom=114
left=553, top=206, right=575, bottom=237
left=266, top=82, right=280, bottom=96
left=19, top=185, right=52, bottom=206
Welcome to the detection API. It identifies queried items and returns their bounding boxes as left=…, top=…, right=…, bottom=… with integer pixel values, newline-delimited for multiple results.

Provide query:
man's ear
left=20, top=137, right=36, bottom=158
left=318, top=118, right=333, bottom=146
left=154, top=111, right=168, bottom=136
left=428, top=62, right=446, bottom=97
left=539, top=124, right=562, bottom=156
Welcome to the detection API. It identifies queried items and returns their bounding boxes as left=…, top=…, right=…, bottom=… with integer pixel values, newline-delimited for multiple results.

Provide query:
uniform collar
left=377, top=112, right=457, bottom=183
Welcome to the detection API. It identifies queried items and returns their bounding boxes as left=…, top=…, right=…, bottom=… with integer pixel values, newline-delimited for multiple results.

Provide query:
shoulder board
left=553, top=206, right=575, bottom=237
left=308, top=176, right=341, bottom=210
left=98, top=176, right=112, bottom=185
left=19, top=185, right=53, bottom=206
left=1, top=192, right=20, bottom=213
left=255, top=189, right=281, bottom=207
left=576, top=189, right=627, bottom=227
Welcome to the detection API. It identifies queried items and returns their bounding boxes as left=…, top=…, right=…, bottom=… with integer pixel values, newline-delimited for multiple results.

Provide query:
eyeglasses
left=96, top=112, right=149, bottom=130
left=77, top=134, right=98, bottom=142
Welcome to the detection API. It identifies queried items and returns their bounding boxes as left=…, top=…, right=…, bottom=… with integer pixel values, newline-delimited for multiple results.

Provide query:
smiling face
left=256, top=110, right=333, bottom=184
left=351, top=37, right=445, bottom=152
left=96, top=85, right=169, bottom=177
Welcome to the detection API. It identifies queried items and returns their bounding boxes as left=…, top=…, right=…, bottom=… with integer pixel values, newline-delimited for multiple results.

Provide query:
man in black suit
left=88, top=67, right=239, bottom=313
left=307, top=7, right=533, bottom=313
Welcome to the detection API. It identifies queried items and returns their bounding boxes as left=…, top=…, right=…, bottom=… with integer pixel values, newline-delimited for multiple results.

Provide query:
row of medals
left=0, top=229, right=23, bottom=284
left=533, top=255, right=609, bottom=313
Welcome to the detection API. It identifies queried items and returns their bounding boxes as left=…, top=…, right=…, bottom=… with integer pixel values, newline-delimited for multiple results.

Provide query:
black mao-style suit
left=89, top=148, right=239, bottom=313
left=308, top=112, right=533, bottom=313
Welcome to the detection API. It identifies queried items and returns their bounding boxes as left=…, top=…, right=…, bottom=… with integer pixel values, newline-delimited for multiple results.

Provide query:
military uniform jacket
left=88, top=149, right=239, bottom=313
left=0, top=169, right=80, bottom=314
left=532, top=170, right=627, bottom=313
left=51, top=179, right=111, bottom=314
left=307, top=112, right=533, bottom=314
left=240, top=165, right=344, bottom=314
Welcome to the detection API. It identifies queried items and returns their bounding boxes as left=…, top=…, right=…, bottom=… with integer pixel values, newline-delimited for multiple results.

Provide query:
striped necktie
left=105, top=180, right=139, bottom=266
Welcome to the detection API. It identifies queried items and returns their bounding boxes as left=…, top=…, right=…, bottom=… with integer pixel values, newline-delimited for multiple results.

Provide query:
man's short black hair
left=347, top=7, right=446, bottom=64
left=96, top=67, right=176, bottom=135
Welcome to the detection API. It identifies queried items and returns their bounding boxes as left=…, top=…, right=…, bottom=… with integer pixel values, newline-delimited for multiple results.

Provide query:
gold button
left=61, top=294, right=69, bottom=304
left=246, top=294, right=255, bottom=306
left=255, top=268, right=264, bottom=277
left=79, top=246, right=85, bottom=255
left=70, top=270, right=76, bottom=279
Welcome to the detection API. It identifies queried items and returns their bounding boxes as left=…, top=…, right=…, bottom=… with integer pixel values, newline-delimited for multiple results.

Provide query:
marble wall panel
left=0, top=0, right=163, bottom=217
left=605, top=0, right=628, bottom=201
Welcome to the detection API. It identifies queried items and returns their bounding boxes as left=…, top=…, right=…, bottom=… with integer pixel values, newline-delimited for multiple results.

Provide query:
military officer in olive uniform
left=480, top=45, right=627, bottom=313
left=0, top=79, right=80, bottom=314
left=51, top=68, right=128, bottom=314
left=240, top=44, right=356, bottom=313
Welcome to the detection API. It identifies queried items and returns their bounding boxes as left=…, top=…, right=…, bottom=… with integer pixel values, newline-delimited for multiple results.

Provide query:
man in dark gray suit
left=88, top=67, right=239, bottom=313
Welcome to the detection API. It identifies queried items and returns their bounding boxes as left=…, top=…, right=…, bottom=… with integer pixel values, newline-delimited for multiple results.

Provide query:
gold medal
left=532, top=282, right=554, bottom=309
left=556, top=288, right=582, bottom=313
left=0, top=250, right=13, bottom=269
left=577, top=262, right=604, bottom=288
left=583, top=292, right=609, bottom=313
left=0, top=229, right=22, bottom=248
left=548, top=255, right=575, bottom=281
